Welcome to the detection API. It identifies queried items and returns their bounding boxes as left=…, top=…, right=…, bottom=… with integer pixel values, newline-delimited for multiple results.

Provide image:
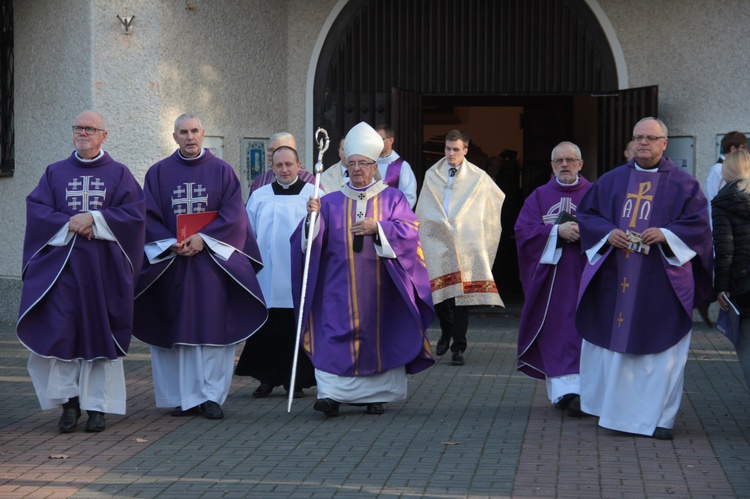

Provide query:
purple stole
left=383, top=158, right=404, bottom=188
left=608, top=170, right=662, bottom=352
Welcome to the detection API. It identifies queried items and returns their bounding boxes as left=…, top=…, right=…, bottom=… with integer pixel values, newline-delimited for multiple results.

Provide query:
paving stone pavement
left=0, top=308, right=749, bottom=498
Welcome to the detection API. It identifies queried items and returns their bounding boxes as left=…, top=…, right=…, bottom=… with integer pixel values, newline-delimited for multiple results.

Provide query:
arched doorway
left=311, top=0, right=657, bottom=302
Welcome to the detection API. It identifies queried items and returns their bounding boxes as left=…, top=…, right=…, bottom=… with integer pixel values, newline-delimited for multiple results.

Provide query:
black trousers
left=435, top=298, right=469, bottom=353
left=234, top=308, right=316, bottom=389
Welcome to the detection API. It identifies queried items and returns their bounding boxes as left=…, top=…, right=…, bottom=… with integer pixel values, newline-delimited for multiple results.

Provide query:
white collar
left=276, top=176, right=299, bottom=189
left=75, top=150, right=104, bottom=162
left=634, top=162, right=659, bottom=172
left=178, top=148, right=205, bottom=160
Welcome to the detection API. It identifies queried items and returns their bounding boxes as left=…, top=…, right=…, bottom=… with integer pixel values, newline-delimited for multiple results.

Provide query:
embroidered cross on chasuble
left=66, top=175, right=107, bottom=211
left=609, top=170, right=662, bottom=351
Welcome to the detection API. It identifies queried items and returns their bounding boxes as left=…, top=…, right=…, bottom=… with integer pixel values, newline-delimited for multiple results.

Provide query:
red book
left=176, top=211, right=218, bottom=240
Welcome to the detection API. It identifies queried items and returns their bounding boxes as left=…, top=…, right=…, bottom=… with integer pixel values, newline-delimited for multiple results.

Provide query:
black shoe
left=85, top=411, right=106, bottom=432
left=554, top=393, right=578, bottom=410
left=435, top=338, right=450, bottom=356
left=58, top=401, right=81, bottom=433
left=566, top=395, right=584, bottom=418
left=450, top=351, right=465, bottom=366
left=287, top=388, right=305, bottom=399
left=652, top=427, right=673, bottom=440
left=199, top=401, right=224, bottom=419
left=170, top=406, right=200, bottom=417
left=313, top=398, right=340, bottom=417
left=366, top=403, right=384, bottom=415
left=253, top=383, right=274, bottom=398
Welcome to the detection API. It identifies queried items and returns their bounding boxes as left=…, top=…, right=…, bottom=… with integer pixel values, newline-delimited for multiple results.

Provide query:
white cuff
left=661, top=229, right=696, bottom=266
left=145, top=239, right=177, bottom=263
left=49, top=223, right=74, bottom=246
left=301, top=216, right=321, bottom=253
left=201, top=233, right=235, bottom=261
left=374, top=222, right=396, bottom=259
left=585, top=231, right=611, bottom=265
left=91, top=211, right=116, bottom=241
left=540, top=225, right=561, bottom=265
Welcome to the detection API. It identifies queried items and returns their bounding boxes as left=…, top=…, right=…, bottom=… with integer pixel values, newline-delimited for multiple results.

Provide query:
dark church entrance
left=312, top=0, right=657, bottom=304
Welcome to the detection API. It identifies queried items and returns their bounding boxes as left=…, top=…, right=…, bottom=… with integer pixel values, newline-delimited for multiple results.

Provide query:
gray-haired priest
left=292, top=121, right=435, bottom=418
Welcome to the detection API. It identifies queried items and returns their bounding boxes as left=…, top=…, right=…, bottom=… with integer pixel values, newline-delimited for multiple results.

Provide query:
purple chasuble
left=383, top=158, right=404, bottom=188
left=134, top=150, right=268, bottom=348
left=18, top=152, right=146, bottom=360
left=515, top=176, right=591, bottom=380
left=291, top=184, right=435, bottom=377
left=576, top=158, right=713, bottom=354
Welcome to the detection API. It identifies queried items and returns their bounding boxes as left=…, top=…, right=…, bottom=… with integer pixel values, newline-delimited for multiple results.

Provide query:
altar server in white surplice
left=235, top=146, right=318, bottom=398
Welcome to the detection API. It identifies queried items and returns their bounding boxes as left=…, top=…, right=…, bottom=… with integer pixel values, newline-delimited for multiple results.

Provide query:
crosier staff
left=287, top=128, right=329, bottom=413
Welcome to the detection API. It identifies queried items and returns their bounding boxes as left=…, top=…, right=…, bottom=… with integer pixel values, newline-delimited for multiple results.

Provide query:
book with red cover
left=176, top=211, right=218, bottom=240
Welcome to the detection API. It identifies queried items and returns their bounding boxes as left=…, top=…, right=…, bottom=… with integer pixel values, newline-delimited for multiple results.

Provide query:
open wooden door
left=391, top=88, right=424, bottom=191
left=520, top=98, right=573, bottom=195
left=597, top=85, right=659, bottom=177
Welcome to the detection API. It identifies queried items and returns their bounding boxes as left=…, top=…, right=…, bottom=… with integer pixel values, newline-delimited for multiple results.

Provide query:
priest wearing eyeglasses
left=515, top=141, right=591, bottom=418
left=575, top=117, right=713, bottom=440
left=18, top=110, right=146, bottom=433
left=293, top=121, right=434, bottom=418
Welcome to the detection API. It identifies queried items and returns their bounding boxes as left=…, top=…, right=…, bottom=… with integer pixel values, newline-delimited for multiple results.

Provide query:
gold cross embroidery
left=616, top=312, right=624, bottom=328
left=626, top=181, right=653, bottom=228
left=621, top=277, right=629, bottom=293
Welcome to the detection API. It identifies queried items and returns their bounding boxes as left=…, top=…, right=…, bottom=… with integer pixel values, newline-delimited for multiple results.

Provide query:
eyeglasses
left=347, top=160, right=376, bottom=169
left=552, top=157, right=581, bottom=165
left=633, top=135, right=665, bottom=143
left=72, top=125, right=105, bottom=135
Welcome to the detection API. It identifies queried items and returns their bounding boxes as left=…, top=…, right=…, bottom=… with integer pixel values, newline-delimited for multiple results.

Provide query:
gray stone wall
left=598, top=0, right=750, bottom=177
left=2, top=0, right=749, bottom=320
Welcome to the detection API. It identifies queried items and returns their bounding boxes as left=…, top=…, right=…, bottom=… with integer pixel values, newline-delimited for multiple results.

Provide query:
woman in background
left=712, top=149, right=750, bottom=390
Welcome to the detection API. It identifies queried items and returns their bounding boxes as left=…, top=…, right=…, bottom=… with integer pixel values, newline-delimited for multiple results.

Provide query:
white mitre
left=344, top=122, right=384, bottom=161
